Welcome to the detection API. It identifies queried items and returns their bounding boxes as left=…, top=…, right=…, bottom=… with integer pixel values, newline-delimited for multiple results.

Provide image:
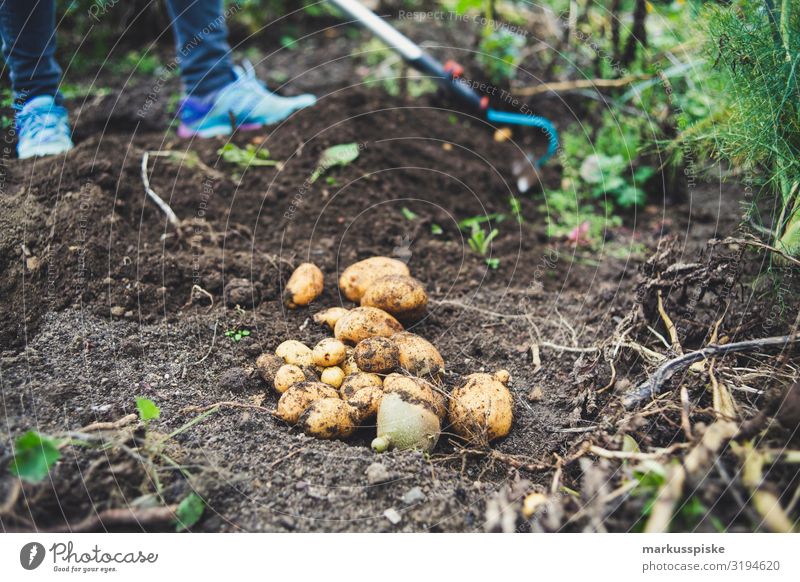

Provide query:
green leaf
left=136, top=397, right=161, bottom=422
left=485, top=258, right=500, bottom=269
left=175, top=492, right=205, bottom=532
left=9, top=431, right=61, bottom=483
left=458, top=213, right=506, bottom=232
left=615, top=185, right=645, bottom=208
left=622, top=434, right=640, bottom=454
left=401, top=207, right=418, bottom=221
left=240, top=330, right=251, bottom=337
left=310, top=143, right=361, bottom=183
left=217, top=143, right=278, bottom=167
left=430, top=223, right=443, bottom=235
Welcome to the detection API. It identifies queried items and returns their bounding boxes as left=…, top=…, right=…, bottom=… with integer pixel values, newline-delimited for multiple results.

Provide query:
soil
left=1, top=24, right=798, bottom=533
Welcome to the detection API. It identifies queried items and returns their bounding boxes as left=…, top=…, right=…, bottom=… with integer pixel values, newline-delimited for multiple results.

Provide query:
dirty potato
left=391, top=332, right=445, bottom=379
left=372, top=391, right=441, bottom=453
left=284, top=263, right=324, bottom=308
left=298, top=398, right=357, bottom=439
left=334, top=306, right=403, bottom=345
left=273, top=364, right=307, bottom=393
left=383, top=373, right=447, bottom=420
left=360, top=275, right=428, bottom=322
left=275, top=381, right=339, bottom=424
left=320, top=366, right=346, bottom=388
left=340, top=372, right=383, bottom=399
left=255, top=353, right=284, bottom=385
left=275, top=340, right=313, bottom=366
left=339, top=257, right=410, bottom=302
left=353, top=337, right=399, bottom=374
left=448, top=372, right=513, bottom=443
left=346, top=385, right=384, bottom=423
left=313, top=307, right=349, bottom=330
left=312, top=338, right=347, bottom=367
left=341, top=348, right=360, bottom=375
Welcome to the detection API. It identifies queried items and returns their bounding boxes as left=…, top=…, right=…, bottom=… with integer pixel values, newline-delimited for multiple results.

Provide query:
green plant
left=136, top=397, right=161, bottom=425
left=217, top=143, right=280, bottom=167
left=477, top=27, right=525, bottom=84
left=360, top=37, right=438, bottom=98
left=467, top=224, right=499, bottom=256
left=224, top=328, right=251, bottom=342
left=508, top=195, right=524, bottom=224
left=401, top=207, right=418, bottom=221
left=310, top=143, right=361, bottom=183
left=8, top=431, right=62, bottom=483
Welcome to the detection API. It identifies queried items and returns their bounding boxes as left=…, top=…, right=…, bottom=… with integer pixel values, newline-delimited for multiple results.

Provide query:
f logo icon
left=20, top=542, right=46, bottom=570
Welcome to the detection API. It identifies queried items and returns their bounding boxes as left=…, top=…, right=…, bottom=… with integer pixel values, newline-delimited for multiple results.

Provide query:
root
left=81, top=413, right=139, bottom=433
left=179, top=401, right=273, bottom=415
left=41, top=504, right=180, bottom=533
left=733, top=442, right=795, bottom=532
left=141, top=151, right=181, bottom=228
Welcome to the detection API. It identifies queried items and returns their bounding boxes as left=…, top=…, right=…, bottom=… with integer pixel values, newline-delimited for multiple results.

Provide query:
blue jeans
left=0, top=0, right=235, bottom=103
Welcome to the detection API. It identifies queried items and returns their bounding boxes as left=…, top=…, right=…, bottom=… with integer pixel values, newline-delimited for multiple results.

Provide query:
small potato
left=341, top=348, right=360, bottom=375
left=372, top=391, right=441, bottom=453
left=360, top=275, right=428, bottom=322
left=285, top=263, right=324, bottom=308
left=334, top=307, right=403, bottom=345
left=383, top=373, right=447, bottom=420
left=312, top=338, right=347, bottom=367
left=346, top=385, right=383, bottom=423
left=354, top=337, right=399, bottom=374
left=275, top=340, right=313, bottom=367
left=255, top=353, right=283, bottom=385
left=274, top=364, right=306, bottom=393
left=275, top=381, right=339, bottom=424
left=313, top=307, right=349, bottom=330
left=339, top=257, right=410, bottom=302
left=298, top=398, right=356, bottom=439
left=321, top=366, right=345, bottom=388
left=391, top=332, right=445, bottom=379
left=340, top=372, right=383, bottom=399
left=448, top=372, right=513, bottom=443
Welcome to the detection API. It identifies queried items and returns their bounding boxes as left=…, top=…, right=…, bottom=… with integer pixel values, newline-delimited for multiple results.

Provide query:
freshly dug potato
left=334, top=307, right=403, bottom=345
left=341, top=348, right=360, bottom=375
left=391, top=332, right=445, bottom=379
left=298, top=398, right=356, bottom=439
left=354, top=337, right=399, bottom=374
left=274, top=364, right=306, bottom=394
left=312, top=338, right=347, bottom=367
left=448, top=372, right=513, bottom=443
left=340, top=372, right=383, bottom=399
left=372, top=391, right=440, bottom=453
left=255, top=353, right=284, bottom=385
left=339, top=257, right=410, bottom=302
left=321, top=366, right=345, bottom=388
left=383, top=373, right=447, bottom=420
left=346, top=385, right=384, bottom=423
left=275, top=381, right=339, bottom=424
left=275, top=340, right=313, bottom=366
left=313, top=307, right=349, bottom=330
left=285, top=263, right=324, bottom=308
left=361, top=275, right=428, bottom=322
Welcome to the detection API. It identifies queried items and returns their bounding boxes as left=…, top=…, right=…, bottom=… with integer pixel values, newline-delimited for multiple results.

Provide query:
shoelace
left=15, top=104, right=69, bottom=138
left=227, top=60, right=276, bottom=112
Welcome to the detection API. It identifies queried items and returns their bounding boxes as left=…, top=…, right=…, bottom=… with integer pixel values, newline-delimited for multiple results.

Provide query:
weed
left=401, top=207, right=418, bottom=221
left=224, top=328, right=251, bottom=342
left=8, top=431, right=61, bottom=483
left=218, top=143, right=280, bottom=167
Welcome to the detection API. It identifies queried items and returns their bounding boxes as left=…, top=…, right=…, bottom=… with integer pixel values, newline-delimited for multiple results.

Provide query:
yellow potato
left=334, top=306, right=403, bottom=345
left=255, top=353, right=284, bottom=385
left=275, top=340, right=313, bottom=366
left=313, top=307, right=349, bottom=330
left=346, top=385, right=384, bottom=423
left=372, top=391, right=441, bottom=453
left=340, top=372, right=383, bottom=399
left=298, top=398, right=356, bottom=439
left=320, top=366, right=345, bottom=388
left=339, top=257, right=410, bottom=302
left=361, top=275, right=428, bottom=322
left=391, top=332, right=445, bottom=379
left=354, top=337, right=399, bottom=374
left=383, top=373, right=447, bottom=420
left=312, top=338, right=347, bottom=367
left=274, top=364, right=306, bottom=393
left=285, top=263, right=324, bottom=308
left=275, top=381, right=339, bottom=424
left=448, top=372, right=513, bottom=443
left=340, top=348, right=360, bottom=375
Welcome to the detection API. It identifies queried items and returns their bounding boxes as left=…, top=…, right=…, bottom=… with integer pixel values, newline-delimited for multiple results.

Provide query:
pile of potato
left=255, top=256, right=514, bottom=452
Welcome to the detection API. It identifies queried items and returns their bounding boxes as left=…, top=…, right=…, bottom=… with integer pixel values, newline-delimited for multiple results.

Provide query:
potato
left=298, top=398, right=356, bottom=439
left=361, top=275, right=428, bottom=322
left=313, top=307, right=349, bottom=330
left=275, top=381, right=339, bottom=424
left=354, top=337, right=399, bottom=374
left=274, top=364, right=306, bottom=393
left=372, top=392, right=440, bottom=453
left=448, top=372, right=513, bottom=443
left=320, top=366, right=345, bottom=388
left=391, top=332, right=445, bottom=379
left=339, top=257, right=410, bottom=302
left=334, top=306, right=403, bottom=345
left=275, top=340, right=313, bottom=366
left=255, top=353, right=284, bottom=385
left=346, top=385, right=384, bottom=423
left=383, top=373, right=447, bottom=420
left=340, top=372, right=383, bottom=399
left=312, top=338, right=347, bottom=367
left=285, top=263, right=324, bottom=308
left=341, top=348, right=360, bottom=375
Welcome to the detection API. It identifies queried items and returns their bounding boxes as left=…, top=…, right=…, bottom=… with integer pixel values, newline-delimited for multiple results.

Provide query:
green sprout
left=9, top=431, right=62, bottom=483
left=430, top=223, right=443, bottom=235
left=401, top=207, right=418, bottom=221
left=467, top=224, right=499, bottom=256
left=217, top=143, right=280, bottom=167
left=224, top=328, right=251, bottom=342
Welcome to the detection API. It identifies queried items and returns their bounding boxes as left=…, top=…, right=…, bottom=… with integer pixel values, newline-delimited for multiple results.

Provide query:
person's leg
left=164, top=0, right=235, bottom=98
left=0, top=0, right=62, bottom=103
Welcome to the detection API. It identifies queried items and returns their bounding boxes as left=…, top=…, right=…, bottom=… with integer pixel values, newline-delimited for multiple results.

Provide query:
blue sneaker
left=177, top=61, right=316, bottom=138
left=15, top=95, right=74, bottom=159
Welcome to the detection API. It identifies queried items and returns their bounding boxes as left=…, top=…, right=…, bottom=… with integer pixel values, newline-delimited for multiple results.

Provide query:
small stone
left=294, top=480, right=308, bottom=491
left=400, top=487, right=426, bottom=505
left=110, top=306, right=126, bottom=317
left=366, top=462, right=391, bottom=485
left=528, top=386, right=544, bottom=401
left=383, top=507, right=402, bottom=525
